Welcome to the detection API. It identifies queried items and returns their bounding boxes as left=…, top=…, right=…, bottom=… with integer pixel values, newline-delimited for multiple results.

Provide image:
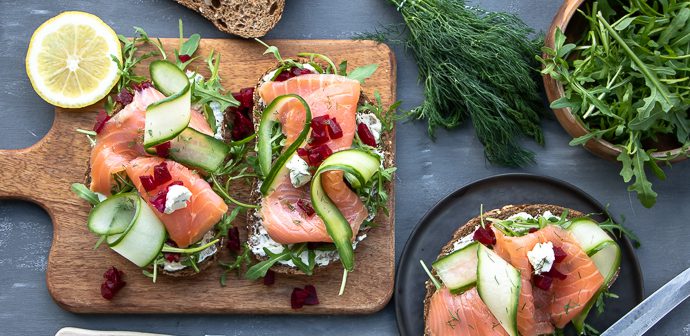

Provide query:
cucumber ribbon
left=144, top=60, right=192, bottom=147
left=310, top=149, right=380, bottom=271
left=258, top=94, right=312, bottom=195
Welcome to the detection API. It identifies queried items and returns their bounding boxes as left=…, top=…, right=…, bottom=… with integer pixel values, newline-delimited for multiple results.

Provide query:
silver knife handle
left=602, top=267, right=690, bottom=336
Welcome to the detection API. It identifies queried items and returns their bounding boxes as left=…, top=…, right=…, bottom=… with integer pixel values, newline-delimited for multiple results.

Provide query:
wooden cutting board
left=0, top=39, right=396, bottom=314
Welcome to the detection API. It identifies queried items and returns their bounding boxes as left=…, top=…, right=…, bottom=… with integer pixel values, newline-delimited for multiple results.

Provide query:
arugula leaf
left=70, top=183, right=100, bottom=206
left=347, top=64, right=378, bottom=83
left=628, top=148, right=657, bottom=208
left=245, top=248, right=291, bottom=280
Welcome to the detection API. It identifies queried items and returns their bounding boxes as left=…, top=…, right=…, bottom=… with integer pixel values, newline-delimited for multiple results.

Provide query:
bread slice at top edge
left=175, top=0, right=285, bottom=38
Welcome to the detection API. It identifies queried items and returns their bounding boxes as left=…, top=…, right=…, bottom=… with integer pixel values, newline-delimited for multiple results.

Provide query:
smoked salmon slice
left=426, top=287, right=509, bottom=336
left=90, top=87, right=214, bottom=195
left=257, top=74, right=366, bottom=244
left=126, top=157, right=227, bottom=248
left=493, top=225, right=605, bottom=333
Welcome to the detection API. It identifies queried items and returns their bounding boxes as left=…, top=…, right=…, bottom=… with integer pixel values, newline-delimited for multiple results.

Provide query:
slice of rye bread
left=421, top=204, right=619, bottom=336
left=246, top=60, right=395, bottom=275
left=175, top=0, right=285, bottom=38
left=83, top=108, right=230, bottom=278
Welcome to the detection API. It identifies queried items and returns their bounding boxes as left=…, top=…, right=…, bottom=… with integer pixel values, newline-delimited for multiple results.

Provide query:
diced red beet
left=307, top=144, right=333, bottom=167
left=473, top=225, right=496, bottom=246
left=227, top=227, right=241, bottom=253
left=178, top=54, right=191, bottom=63
left=297, top=199, right=315, bottom=217
left=274, top=66, right=314, bottom=82
left=311, top=115, right=331, bottom=129
left=139, top=175, right=157, bottom=192
left=303, top=285, right=319, bottom=305
left=533, top=274, right=553, bottom=290
left=232, top=87, right=254, bottom=108
left=545, top=267, right=567, bottom=280
left=309, top=124, right=330, bottom=146
left=326, top=118, right=343, bottom=139
left=150, top=190, right=167, bottom=213
left=357, top=123, right=377, bottom=147
left=263, top=270, right=276, bottom=286
left=153, top=162, right=172, bottom=185
left=230, top=108, right=254, bottom=140
left=115, top=89, right=134, bottom=106
left=291, top=287, right=309, bottom=309
left=307, top=242, right=329, bottom=250
left=528, top=227, right=539, bottom=233
left=101, top=266, right=126, bottom=300
left=290, top=285, right=319, bottom=309
left=297, top=148, right=309, bottom=157
left=553, top=246, right=567, bottom=263
left=131, top=80, right=153, bottom=92
left=163, top=239, right=180, bottom=262
left=93, top=110, right=111, bottom=134
left=155, top=141, right=171, bottom=158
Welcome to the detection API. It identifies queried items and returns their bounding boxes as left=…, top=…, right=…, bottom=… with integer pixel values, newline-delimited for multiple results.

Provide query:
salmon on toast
left=245, top=43, right=395, bottom=281
left=423, top=204, right=624, bottom=336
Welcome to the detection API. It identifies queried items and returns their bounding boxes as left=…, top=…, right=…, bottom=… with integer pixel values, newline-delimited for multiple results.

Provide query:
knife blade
left=601, top=267, right=690, bottom=336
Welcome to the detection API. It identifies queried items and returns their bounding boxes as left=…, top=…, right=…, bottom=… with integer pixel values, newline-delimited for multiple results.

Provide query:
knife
left=601, top=267, right=690, bottom=336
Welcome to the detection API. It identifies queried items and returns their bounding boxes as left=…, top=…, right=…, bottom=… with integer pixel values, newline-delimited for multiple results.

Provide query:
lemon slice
left=26, top=11, right=122, bottom=108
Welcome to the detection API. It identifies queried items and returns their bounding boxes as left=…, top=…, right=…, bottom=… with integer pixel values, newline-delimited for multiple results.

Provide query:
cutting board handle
left=0, top=109, right=96, bottom=207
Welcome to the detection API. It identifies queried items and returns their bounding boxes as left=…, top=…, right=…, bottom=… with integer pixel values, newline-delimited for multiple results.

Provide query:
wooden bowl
left=543, top=0, right=688, bottom=162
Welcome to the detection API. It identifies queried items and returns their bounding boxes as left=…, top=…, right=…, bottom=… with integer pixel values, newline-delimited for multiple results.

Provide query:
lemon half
left=26, top=11, right=122, bottom=108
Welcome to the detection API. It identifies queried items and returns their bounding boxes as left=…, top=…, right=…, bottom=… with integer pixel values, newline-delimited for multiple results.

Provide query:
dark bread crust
left=421, top=204, right=594, bottom=336
left=247, top=60, right=394, bottom=275
left=175, top=0, right=285, bottom=38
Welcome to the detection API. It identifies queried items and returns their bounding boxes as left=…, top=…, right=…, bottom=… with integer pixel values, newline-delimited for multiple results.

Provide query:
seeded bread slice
left=421, top=204, right=620, bottom=336
left=247, top=61, right=394, bottom=275
left=175, top=0, right=285, bottom=38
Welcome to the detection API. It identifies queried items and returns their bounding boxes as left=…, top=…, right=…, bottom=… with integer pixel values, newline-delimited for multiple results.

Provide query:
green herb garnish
left=385, top=0, right=545, bottom=167
left=539, top=0, right=690, bottom=207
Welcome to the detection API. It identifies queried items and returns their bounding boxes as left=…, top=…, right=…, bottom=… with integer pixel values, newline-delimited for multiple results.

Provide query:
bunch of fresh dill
left=390, top=0, right=545, bottom=167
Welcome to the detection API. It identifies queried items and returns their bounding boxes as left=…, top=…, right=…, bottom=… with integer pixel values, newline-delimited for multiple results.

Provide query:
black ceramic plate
left=395, top=173, right=643, bottom=335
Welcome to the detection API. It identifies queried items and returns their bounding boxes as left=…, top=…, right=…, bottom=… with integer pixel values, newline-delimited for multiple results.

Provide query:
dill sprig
left=389, top=0, right=545, bottom=167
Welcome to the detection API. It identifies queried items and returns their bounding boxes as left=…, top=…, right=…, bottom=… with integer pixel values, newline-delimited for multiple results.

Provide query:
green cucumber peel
left=258, top=94, right=312, bottom=195
left=144, top=60, right=192, bottom=147
left=149, top=59, right=189, bottom=96
left=310, top=149, right=381, bottom=271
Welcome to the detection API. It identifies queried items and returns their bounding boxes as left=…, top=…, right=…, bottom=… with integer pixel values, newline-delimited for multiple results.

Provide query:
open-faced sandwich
left=71, top=26, right=252, bottom=287
left=422, top=204, right=623, bottom=336
left=244, top=41, right=396, bottom=290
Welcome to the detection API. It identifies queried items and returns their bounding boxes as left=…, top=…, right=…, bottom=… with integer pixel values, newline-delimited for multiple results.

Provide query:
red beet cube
left=227, top=227, right=241, bottom=253
left=311, top=115, right=331, bottom=130
left=291, top=287, right=309, bottom=309
left=303, top=285, right=319, bottom=305
left=232, top=87, right=254, bottom=108
left=473, top=225, right=496, bottom=246
left=528, top=227, right=538, bottom=233
left=139, top=175, right=157, bottom=192
left=115, top=89, right=133, bottom=106
left=307, top=144, right=333, bottom=167
left=93, top=110, right=111, bottom=134
left=263, top=270, right=276, bottom=286
left=309, top=124, right=330, bottom=146
left=533, top=274, right=553, bottom=290
left=231, top=108, right=254, bottom=141
left=326, top=118, right=343, bottom=139
left=164, top=252, right=180, bottom=262
left=357, top=123, right=377, bottom=147
left=553, top=246, right=567, bottom=263
left=101, top=266, right=126, bottom=300
left=178, top=54, right=191, bottom=63
left=155, top=141, right=171, bottom=158
left=150, top=190, right=167, bottom=213
left=153, top=162, right=172, bottom=185
left=545, top=267, right=567, bottom=280
left=297, top=199, right=315, bottom=217
left=131, top=80, right=152, bottom=92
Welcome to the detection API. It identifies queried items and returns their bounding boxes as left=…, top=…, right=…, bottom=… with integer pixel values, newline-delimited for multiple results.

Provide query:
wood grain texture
left=542, top=0, right=687, bottom=162
left=0, top=39, right=396, bottom=314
